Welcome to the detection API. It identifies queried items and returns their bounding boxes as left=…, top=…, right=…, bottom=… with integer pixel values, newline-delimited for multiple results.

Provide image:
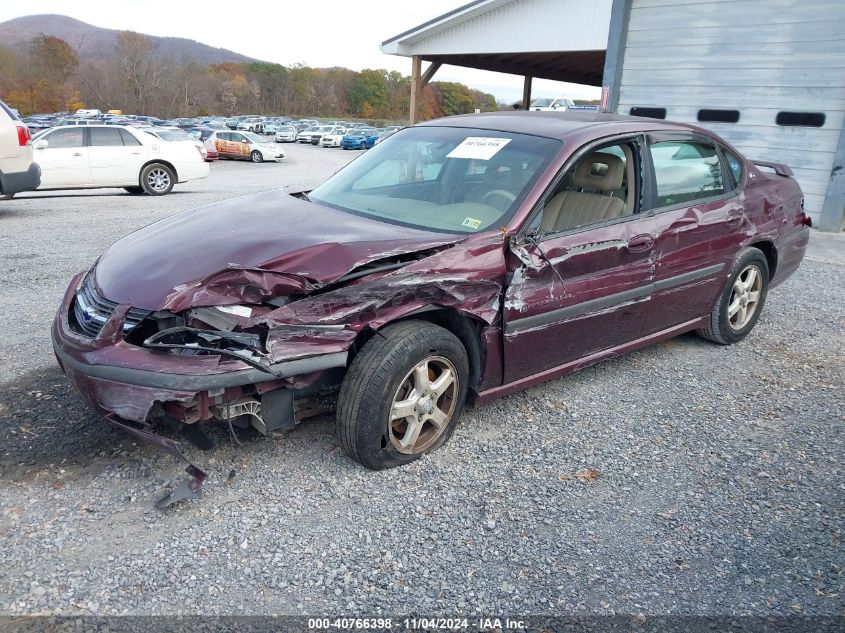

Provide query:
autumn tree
left=114, top=31, right=169, bottom=113
left=347, top=69, right=389, bottom=117
left=20, top=35, right=79, bottom=112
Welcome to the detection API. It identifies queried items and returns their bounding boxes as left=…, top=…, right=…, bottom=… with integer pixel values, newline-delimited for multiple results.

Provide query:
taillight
left=196, top=145, right=206, bottom=158
left=16, top=125, right=31, bottom=146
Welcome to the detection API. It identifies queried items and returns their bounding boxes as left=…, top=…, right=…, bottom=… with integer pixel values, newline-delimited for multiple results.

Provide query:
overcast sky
left=0, top=0, right=601, bottom=103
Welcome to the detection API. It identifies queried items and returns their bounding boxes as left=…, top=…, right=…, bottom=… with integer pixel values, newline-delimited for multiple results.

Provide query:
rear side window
left=90, top=127, right=124, bottom=146
left=721, top=147, right=744, bottom=188
left=45, top=128, right=85, bottom=148
left=649, top=140, right=725, bottom=207
left=119, top=129, right=141, bottom=146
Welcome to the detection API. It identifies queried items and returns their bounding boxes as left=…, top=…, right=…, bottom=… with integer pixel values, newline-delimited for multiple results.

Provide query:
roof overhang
left=381, top=0, right=611, bottom=87
left=414, top=50, right=605, bottom=86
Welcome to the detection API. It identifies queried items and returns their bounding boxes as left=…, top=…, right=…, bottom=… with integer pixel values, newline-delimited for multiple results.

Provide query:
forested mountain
left=0, top=14, right=257, bottom=65
left=0, top=14, right=498, bottom=121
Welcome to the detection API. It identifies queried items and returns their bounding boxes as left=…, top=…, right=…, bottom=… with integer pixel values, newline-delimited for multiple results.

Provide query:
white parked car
left=320, top=128, right=349, bottom=148
left=236, top=118, right=263, bottom=132
left=529, top=97, right=574, bottom=111
left=0, top=99, right=41, bottom=199
left=32, top=125, right=209, bottom=195
left=141, top=128, right=208, bottom=161
left=207, top=131, right=285, bottom=163
left=273, top=126, right=297, bottom=143
left=307, top=125, right=344, bottom=145
left=296, top=126, right=321, bottom=143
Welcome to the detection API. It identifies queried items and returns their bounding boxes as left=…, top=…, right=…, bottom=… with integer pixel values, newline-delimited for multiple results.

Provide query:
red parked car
left=52, top=112, right=810, bottom=504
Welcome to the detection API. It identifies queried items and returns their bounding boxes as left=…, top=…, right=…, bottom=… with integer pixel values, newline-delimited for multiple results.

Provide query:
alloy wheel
left=146, top=168, right=171, bottom=193
left=388, top=356, right=458, bottom=454
left=728, top=264, right=762, bottom=330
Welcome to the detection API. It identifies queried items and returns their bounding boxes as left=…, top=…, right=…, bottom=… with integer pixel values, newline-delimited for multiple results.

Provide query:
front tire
left=250, top=150, right=263, bottom=163
left=336, top=321, right=469, bottom=470
left=697, top=247, right=769, bottom=345
left=140, top=163, right=175, bottom=196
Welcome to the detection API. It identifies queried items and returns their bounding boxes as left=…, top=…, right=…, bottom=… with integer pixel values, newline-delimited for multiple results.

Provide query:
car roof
left=416, top=111, right=704, bottom=140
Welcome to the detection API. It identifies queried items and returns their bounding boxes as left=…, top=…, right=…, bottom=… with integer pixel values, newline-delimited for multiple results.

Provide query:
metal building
left=382, top=0, right=845, bottom=231
left=605, top=0, right=845, bottom=230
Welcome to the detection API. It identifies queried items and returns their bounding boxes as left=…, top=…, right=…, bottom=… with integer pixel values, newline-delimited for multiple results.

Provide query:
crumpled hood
left=94, top=189, right=461, bottom=311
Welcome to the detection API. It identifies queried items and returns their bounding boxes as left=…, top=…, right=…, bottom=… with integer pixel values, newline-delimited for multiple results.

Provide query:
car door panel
left=35, top=128, right=92, bottom=188
left=643, top=135, right=746, bottom=334
left=503, top=216, right=656, bottom=383
left=88, top=127, right=145, bottom=185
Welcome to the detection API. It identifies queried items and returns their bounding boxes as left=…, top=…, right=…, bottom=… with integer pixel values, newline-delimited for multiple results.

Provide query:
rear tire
left=1, top=192, right=15, bottom=200
left=697, top=247, right=769, bottom=345
left=336, top=320, right=469, bottom=470
left=140, top=163, right=175, bottom=196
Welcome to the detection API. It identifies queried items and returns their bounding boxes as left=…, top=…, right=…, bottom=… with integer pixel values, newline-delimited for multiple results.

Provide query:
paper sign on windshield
left=447, top=137, right=511, bottom=161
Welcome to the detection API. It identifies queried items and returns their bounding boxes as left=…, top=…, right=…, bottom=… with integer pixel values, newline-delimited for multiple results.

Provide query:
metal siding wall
left=400, top=0, right=612, bottom=55
left=617, top=0, right=845, bottom=221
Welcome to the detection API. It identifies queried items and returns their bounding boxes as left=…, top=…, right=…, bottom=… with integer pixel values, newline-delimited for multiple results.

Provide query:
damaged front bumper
left=51, top=272, right=351, bottom=506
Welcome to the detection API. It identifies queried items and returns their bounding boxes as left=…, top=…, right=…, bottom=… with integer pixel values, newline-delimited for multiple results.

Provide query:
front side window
left=649, top=140, right=725, bottom=207
left=45, top=128, right=84, bottom=148
left=310, top=126, right=560, bottom=234
left=538, top=140, right=640, bottom=233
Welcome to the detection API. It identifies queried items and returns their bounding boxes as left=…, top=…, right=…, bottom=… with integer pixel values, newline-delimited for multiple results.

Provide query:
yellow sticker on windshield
left=461, top=217, right=482, bottom=230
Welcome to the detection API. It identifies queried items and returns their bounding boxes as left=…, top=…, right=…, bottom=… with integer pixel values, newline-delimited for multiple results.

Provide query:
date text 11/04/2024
left=307, top=618, right=527, bottom=630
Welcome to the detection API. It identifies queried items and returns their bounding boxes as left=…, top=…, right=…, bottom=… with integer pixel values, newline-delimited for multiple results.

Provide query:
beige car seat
left=541, top=152, right=626, bottom=232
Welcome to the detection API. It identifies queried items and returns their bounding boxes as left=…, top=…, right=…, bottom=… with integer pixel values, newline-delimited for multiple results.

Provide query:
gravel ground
left=0, top=145, right=843, bottom=618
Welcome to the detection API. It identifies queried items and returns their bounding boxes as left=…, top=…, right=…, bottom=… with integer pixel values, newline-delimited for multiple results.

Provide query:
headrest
left=574, top=152, right=624, bottom=191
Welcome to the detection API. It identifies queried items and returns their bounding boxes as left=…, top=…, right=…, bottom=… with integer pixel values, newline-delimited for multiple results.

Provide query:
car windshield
left=530, top=99, right=554, bottom=107
left=279, top=126, right=295, bottom=132
left=243, top=132, right=266, bottom=144
left=310, top=126, right=560, bottom=234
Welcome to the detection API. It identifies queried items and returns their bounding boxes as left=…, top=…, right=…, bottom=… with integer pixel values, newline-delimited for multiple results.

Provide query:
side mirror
left=33, top=139, right=48, bottom=149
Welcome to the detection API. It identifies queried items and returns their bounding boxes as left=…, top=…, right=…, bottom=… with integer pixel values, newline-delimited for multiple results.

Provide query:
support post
left=409, top=57, right=441, bottom=124
left=818, top=120, right=845, bottom=232
left=601, top=0, right=633, bottom=113
left=522, top=76, right=532, bottom=110
left=409, top=56, right=422, bottom=124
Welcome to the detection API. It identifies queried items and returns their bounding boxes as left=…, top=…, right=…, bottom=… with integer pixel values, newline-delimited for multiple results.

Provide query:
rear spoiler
left=751, top=160, right=794, bottom=177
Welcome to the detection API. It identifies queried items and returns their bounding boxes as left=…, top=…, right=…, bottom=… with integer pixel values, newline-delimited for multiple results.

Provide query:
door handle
left=626, top=234, right=655, bottom=252
left=726, top=208, right=744, bottom=226
left=130, top=152, right=142, bottom=155
left=72, top=152, right=82, bottom=157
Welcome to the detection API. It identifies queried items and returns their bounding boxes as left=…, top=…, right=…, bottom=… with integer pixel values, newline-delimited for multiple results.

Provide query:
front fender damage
left=101, top=234, right=508, bottom=508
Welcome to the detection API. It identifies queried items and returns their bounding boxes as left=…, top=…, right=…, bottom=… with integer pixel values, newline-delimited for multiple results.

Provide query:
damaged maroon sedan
left=52, top=112, right=810, bottom=505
